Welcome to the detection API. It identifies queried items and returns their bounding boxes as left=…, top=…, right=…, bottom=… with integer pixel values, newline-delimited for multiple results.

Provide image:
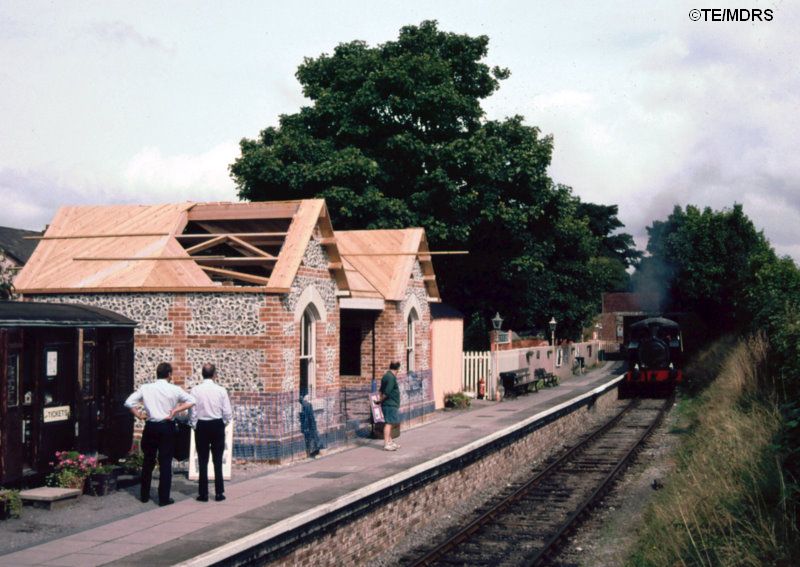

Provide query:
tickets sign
left=43, top=405, right=71, bottom=423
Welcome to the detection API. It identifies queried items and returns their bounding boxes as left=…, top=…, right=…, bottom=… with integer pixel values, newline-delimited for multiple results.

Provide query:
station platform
left=0, top=363, right=623, bottom=567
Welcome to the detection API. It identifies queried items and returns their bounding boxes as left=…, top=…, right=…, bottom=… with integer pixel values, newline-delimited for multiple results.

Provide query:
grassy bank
left=627, top=335, right=799, bottom=566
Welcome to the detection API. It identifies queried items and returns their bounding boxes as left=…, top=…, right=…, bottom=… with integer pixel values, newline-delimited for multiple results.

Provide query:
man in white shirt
left=190, top=363, right=232, bottom=502
left=125, top=362, right=195, bottom=506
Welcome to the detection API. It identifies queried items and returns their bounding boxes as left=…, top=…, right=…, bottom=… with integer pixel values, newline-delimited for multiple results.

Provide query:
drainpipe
left=370, top=315, right=377, bottom=393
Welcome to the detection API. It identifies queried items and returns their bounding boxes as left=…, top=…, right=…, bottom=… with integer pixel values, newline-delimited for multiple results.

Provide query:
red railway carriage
left=621, top=317, right=683, bottom=397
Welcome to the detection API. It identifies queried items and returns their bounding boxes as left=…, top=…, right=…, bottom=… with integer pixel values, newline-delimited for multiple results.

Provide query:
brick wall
left=28, top=238, right=343, bottom=460
left=271, top=385, right=620, bottom=565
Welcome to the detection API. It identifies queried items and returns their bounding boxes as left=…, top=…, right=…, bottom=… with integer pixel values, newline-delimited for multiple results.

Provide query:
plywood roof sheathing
left=335, top=228, right=440, bottom=302
left=15, top=200, right=345, bottom=295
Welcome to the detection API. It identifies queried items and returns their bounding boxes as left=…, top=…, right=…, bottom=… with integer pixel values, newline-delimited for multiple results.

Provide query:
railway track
left=407, top=396, right=672, bottom=567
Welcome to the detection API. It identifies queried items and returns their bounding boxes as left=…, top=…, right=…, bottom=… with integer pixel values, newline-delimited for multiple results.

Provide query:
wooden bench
left=500, top=368, right=537, bottom=396
left=534, top=368, right=559, bottom=387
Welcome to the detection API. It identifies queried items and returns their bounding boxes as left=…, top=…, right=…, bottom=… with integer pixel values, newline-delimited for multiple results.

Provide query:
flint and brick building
left=13, top=200, right=443, bottom=460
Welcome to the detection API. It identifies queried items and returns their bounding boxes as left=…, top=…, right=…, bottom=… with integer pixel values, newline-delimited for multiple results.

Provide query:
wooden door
left=1, top=330, right=25, bottom=483
left=37, top=335, right=76, bottom=469
left=100, top=331, right=134, bottom=459
left=77, top=329, right=99, bottom=455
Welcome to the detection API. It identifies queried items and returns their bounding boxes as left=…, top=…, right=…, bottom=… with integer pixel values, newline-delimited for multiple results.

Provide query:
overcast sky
left=1, top=1, right=798, bottom=263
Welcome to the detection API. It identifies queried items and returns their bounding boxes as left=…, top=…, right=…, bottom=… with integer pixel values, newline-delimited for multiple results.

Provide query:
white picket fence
left=462, top=351, right=491, bottom=394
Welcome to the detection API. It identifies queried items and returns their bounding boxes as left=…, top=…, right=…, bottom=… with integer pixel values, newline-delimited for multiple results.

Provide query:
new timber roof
left=14, top=200, right=348, bottom=294
left=335, top=228, right=440, bottom=302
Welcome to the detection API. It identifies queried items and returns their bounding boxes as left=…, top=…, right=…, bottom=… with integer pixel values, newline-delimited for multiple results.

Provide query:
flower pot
left=85, top=473, right=117, bottom=496
left=0, top=492, right=22, bottom=520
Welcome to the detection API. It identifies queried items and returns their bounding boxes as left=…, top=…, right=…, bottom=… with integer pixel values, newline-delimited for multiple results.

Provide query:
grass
left=626, top=334, right=799, bottom=566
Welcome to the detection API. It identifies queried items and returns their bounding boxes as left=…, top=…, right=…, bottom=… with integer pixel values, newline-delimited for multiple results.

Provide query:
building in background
left=0, top=225, right=42, bottom=293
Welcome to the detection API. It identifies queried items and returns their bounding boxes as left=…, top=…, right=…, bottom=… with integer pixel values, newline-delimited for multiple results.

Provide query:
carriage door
left=101, top=335, right=134, bottom=458
left=1, top=330, right=24, bottom=483
left=38, top=337, right=76, bottom=469
left=77, top=329, right=98, bottom=455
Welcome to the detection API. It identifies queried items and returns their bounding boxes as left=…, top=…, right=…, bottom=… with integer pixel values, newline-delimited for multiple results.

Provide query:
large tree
left=633, top=203, right=776, bottom=332
left=231, top=21, right=635, bottom=346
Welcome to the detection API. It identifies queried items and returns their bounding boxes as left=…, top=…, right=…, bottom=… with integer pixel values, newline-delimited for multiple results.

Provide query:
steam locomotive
left=620, top=317, right=683, bottom=397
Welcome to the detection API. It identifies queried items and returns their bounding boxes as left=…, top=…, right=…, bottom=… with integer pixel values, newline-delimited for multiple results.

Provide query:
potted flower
left=0, top=489, right=22, bottom=521
left=46, top=451, right=93, bottom=490
left=115, top=448, right=144, bottom=488
left=85, top=462, right=117, bottom=496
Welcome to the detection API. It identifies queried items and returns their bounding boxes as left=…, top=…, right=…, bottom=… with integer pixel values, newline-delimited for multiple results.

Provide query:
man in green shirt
left=380, top=361, right=401, bottom=451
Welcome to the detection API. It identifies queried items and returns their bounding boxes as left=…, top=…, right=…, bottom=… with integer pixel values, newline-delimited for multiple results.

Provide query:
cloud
left=123, top=141, right=240, bottom=203
left=530, top=90, right=594, bottom=112
left=523, top=14, right=800, bottom=266
left=84, top=21, right=173, bottom=54
left=0, top=141, right=241, bottom=232
left=0, top=167, right=114, bottom=231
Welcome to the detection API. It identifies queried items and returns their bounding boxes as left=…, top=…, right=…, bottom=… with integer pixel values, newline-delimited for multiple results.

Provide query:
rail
left=409, top=395, right=673, bottom=566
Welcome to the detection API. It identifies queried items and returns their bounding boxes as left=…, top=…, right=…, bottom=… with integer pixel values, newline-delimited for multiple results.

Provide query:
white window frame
left=300, top=308, right=317, bottom=397
left=406, top=313, right=416, bottom=373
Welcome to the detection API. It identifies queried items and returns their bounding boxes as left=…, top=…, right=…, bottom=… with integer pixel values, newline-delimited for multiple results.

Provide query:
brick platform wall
left=271, top=386, right=619, bottom=566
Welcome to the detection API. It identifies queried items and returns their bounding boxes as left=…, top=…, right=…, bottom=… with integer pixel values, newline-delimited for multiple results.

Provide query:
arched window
left=406, top=308, right=419, bottom=373
left=299, top=307, right=318, bottom=397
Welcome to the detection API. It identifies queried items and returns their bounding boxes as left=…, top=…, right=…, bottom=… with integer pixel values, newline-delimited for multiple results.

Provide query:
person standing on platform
left=299, top=394, right=323, bottom=458
left=190, top=363, right=233, bottom=502
left=125, top=362, right=195, bottom=506
left=380, top=361, right=401, bottom=451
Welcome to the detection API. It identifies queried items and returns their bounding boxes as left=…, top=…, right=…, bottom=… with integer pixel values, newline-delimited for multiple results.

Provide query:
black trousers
left=195, top=419, right=225, bottom=498
left=141, top=420, right=176, bottom=503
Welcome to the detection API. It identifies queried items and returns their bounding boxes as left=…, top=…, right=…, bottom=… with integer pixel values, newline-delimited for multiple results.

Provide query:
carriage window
left=82, top=343, right=95, bottom=399
left=44, top=349, right=58, bottom=406
left=6, top=353, right=19, bottom=408
left=114, top=345, right=132, bottom=399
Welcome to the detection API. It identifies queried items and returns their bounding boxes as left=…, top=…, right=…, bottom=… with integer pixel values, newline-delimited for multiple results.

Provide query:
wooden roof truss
left=15, top=200, right=350, bottom=294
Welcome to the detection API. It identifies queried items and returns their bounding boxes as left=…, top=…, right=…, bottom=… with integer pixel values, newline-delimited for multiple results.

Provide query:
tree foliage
left=633, top=203, right=800, bottom=388
left=633, top=204, right=774, bottom=331
left=231, top=21, right=638, bottom=346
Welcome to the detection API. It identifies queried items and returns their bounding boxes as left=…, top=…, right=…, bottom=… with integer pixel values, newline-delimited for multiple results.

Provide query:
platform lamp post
left=491, top=312, right=504, bottom=401
left=549, top=317, right=557, bottom=374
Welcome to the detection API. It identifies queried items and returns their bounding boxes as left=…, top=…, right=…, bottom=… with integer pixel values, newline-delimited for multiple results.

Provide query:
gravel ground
left=554, top=397, right=682, bottom=567
left=377, top=399, right=628, bottom=567
left=375, top=397, right=682, bottom=567
left=0, top=410, right=455, bottom=557
left=0, top=453, right=319, bottom=555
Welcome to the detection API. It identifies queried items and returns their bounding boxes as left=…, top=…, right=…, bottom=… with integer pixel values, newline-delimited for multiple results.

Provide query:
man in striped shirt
left=190, top=363, right=233, bottom=502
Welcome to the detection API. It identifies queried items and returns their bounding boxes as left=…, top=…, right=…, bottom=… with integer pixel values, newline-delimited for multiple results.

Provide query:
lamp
left=549, top=317, right=557, bottom=372
left=491, top=312, right=504, bottom=331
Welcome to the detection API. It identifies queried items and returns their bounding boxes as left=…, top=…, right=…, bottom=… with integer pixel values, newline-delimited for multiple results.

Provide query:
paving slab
left=0, top=363, right=623, bottom=566
left=19, top=488, right=82, bottom=511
